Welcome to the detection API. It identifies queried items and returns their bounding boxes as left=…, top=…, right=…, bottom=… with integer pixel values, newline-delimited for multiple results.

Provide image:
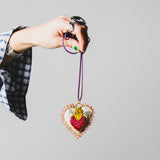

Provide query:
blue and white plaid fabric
left=0, top=27, right=32, bottom=120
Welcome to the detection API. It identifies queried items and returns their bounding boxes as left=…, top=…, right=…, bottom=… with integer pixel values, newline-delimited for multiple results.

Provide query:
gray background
left=0, top=0, right=160, bottom=159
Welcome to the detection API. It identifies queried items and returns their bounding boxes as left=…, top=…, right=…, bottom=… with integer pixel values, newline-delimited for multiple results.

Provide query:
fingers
left=59, top=15, right=89, bottom=52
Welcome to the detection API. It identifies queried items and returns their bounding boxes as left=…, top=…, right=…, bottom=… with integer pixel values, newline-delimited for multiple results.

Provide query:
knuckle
left=60, top=14, right=70, bottom=20
left=60, top=14, right=67, bottom=18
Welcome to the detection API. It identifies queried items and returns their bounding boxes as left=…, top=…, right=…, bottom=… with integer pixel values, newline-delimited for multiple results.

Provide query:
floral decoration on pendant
left=61, top=102, right=95, bottom=139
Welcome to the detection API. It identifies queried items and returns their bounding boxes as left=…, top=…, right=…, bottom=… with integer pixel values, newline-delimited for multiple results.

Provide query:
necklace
left=61, top=32, right=95, bottom=139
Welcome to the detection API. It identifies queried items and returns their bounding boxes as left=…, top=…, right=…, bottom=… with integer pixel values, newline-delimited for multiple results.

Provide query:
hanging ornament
left=61, top=16, right=95, bottom=139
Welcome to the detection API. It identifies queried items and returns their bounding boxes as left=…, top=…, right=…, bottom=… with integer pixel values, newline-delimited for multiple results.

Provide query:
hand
left=9, top=15, right=89, bottom=53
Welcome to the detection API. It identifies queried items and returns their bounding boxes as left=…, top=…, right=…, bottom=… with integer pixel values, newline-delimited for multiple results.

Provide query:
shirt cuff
left=6, top=44, right=23, bottom=59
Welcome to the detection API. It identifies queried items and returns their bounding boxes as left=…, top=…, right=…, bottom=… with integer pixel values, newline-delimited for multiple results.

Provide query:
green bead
left=74, top=46, right=79, bottom=51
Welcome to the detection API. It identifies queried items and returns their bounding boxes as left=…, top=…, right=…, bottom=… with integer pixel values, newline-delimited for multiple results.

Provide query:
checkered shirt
left=0, top=26, right=32, bottom=120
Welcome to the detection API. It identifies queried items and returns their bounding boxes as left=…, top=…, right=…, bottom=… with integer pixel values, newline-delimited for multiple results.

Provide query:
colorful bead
left=74, top=107, right=83, bottom=120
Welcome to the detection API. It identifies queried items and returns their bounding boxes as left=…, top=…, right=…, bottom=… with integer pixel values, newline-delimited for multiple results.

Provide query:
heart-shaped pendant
left=61, top=102, right=95, bottom=139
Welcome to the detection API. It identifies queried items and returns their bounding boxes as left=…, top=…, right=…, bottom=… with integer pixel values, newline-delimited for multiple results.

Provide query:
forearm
left=9, top=15, right=89, bottom=53
left=0, top=27, right=36, bottom=67
left=9, top=27, right=36, bottom=53
left=1, top=15, right=89, bottom=66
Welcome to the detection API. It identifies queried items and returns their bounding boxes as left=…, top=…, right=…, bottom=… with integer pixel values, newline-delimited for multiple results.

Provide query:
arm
left=2, top=15, right=89, bottom=66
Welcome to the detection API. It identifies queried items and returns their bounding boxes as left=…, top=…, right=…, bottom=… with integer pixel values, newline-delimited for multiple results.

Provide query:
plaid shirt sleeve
left=0, top=26, right=32, bottom=120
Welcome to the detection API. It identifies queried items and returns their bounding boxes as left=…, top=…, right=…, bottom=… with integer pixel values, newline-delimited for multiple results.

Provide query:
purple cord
left=62, top=33, right=83, bottom=101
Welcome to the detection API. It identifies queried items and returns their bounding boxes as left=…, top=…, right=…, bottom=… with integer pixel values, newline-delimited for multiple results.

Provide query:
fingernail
left=74, top=46, right=79, bottom=51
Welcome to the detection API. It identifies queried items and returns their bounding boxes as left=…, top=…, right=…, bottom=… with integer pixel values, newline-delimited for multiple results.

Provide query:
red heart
left=70, top=115, right=87, bottom=131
